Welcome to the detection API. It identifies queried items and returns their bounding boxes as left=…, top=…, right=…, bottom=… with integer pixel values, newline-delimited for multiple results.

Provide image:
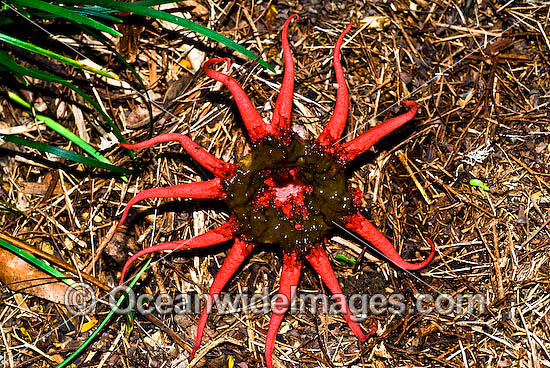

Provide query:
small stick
left=521, top=214, right=550, bottom=248
left=84, top=221, right=118, bottom=275
left=491, top=221, right=506, bottom=300
left=396, top=151, right=432, bottom=205
left=241, top=6, right=264, bottom=57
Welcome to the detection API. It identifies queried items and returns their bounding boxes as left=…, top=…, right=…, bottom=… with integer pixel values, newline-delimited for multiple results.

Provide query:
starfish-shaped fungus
left=117, top=16, right=435, bottom=367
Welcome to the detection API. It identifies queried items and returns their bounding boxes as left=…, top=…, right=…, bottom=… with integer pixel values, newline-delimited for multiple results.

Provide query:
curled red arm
left=265, top=251, right=302, bottom=368
left=119, top=218, right=237, bottom=284
left=203, top=58, right=272, bottom=142
left=120, top=133, right=236, bottom=178
left=344, top=212, right=435, bottom=270
left=339, top=101, right=418, bottom=162
left=117, top=178, right=225, bottom=231
left=190, top=239, right=255, bottom=360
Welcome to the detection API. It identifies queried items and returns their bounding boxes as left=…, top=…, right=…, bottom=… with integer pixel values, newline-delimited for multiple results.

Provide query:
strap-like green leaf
left=7, top=91, right=129, bottom=182
left=71, top=6, right=122, bottom=22
left=0, top=238, right=74, bottom=286
left=8, top=92, right=114, bottom=164
left=60, top=0, right=275, bottom=71
left=16, top=0, right=121, bottom=36
left=2, top=135, right=133, bottom=174
left=55, top=258, right=152, bottom=368
left=4, top=0, right=31, bottom=19
left=0, top=32, right=118, bottom=79
left=0, top=51, right=130, bottom=150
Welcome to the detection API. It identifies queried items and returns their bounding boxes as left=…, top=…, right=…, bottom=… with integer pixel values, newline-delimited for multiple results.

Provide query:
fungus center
left=223, top=135, right=356, bottom=254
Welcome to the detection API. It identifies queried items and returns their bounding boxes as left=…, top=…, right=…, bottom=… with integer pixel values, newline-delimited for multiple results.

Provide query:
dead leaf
left=0, top=247, right=70, bottom=304
left=20, top=171, right=62, bottom=196
left=164, top=74, right=193, bottom=104
left=126, top=104, right=163, bottom=129
left=360, top=15, right=390, bottom=30
left=263, top=4, right=278, bottom=26
left=71, top=104, right=89, bottom=143
left=80, top=319, right=98, bottom=333
left=179, top=0, right=208, bottom=18
left=180, top=46, right=206, bottom=74
left=484, top=38, right=514, bottom=56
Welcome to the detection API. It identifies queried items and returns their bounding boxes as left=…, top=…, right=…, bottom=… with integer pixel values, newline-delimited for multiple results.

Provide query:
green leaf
left=0, top=238, right=74, bottom=286
left=0, top=51, right=130, bottom=149
left=16, top=0, right=121, bottom=36
left=8, top=91, right=129, bottom=182
left=8, top=91, right=115, bottom=165
left=60, top=0, right=275, bottom=72
left=55, top=258, right=152, bottom=368
left=71, top=6, right=122, bottom=22
left=2, top=135, right=134, bottom=174
left=0, top=199, right=28, bottom=217
left=133, top=0, right=180, bottom=5
left=4, top=0, right=31, bottom=19
left=0, top=32, right=119, bottom=79
left=334, top=253, right=356, bottom=266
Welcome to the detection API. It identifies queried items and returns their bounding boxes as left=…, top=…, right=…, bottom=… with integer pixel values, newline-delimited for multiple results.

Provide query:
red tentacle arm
left=317, top=21, right=353, bottom=147
left=203, top=58, right=272, bottom=142
left=119, top=217, right=237, bottom=284
left=271, top=14, right=299, bottom=138
left=265, top=252, right=302, bottom=368
left=117, top=178, right=225, bottom=231
left=344, top=212, right=435, bottom=270
left=190, top=239, right=255, bottom=360
left=305, top=245, right=367, bottom=341
left=339, top=101, right=418, bottom=162
left=119, top=133, right=236, bottom=179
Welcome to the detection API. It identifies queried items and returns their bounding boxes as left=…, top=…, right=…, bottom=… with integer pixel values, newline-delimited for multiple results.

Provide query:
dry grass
left=1, top=0, right=550, bottom=367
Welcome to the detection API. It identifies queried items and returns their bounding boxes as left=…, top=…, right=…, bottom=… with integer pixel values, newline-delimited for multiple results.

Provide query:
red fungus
left=117, top=178, right=225, bottom=232
left=120, top=133, right=236, bottom=178
left=344, top=212, right=435, bottom=270
left=117, top=16, right=435, bottom=367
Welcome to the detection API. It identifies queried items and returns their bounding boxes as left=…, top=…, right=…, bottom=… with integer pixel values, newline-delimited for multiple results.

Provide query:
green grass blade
left=55, top=258, right=152, bottom=368
left=0, top=199, right=29, bottom=217
left=8, top=91, right=114, bottom=166
left=72, top=6, right=122, bottom=22
left=16, top=0, right=121, bottom=36
left=0, top=51, right=130, bottom=150
left=133, top=0, right=180, bottom=5
left=0, top=238, right=74, bottom=286
left=19, top=7, right=122, bottom=23
left=4, top=0, right=31, bottom=19
left=0, top=32, right=119, bottom=79
left=2, top=135, right=134, bottom=174
left=8, top=92, right=129, bottom=181
left=60, top=0, right=275, bottom=72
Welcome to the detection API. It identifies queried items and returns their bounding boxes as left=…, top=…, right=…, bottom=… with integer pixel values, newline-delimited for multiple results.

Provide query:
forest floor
left=1, top=0, right=549, bottom=367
